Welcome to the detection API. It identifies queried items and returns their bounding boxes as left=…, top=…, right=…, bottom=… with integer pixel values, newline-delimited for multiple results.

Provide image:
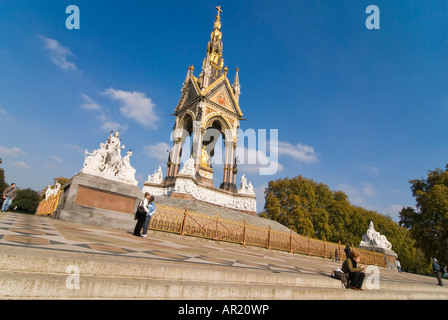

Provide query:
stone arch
left=204, top=113, right=232, bottom=132
left=178, top=112, right=195, bottom=135
left=176, top=113, right=195, bottom=162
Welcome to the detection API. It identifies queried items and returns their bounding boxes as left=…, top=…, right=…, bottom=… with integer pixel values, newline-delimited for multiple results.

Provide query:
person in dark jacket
left=344, top=243, right=351, bottom=259
left=133, top=192, right=151, bottom=236
left=341, top=251, right=365, bottom=290
left=432, top=258, right=443, bottom=286
left=2, top=183, right=17, bottom=212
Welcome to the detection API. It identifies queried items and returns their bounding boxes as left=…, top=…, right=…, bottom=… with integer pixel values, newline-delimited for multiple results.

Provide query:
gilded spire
left=216, top=5, right=222, bottom=20
left=214, top=6, right=222, bottom=30
left=200, top=6, right=225, bottom=89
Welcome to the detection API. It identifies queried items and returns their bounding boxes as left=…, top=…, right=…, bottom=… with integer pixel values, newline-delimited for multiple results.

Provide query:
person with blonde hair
left=341, top=251, right=365, bottom=290
left=140, top=196, right=156, bottom=238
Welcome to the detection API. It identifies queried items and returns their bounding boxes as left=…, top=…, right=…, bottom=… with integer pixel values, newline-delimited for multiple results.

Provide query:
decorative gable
left=203, top=77, right=242, bottom=118
left=175, top=78, right=201, bottom=112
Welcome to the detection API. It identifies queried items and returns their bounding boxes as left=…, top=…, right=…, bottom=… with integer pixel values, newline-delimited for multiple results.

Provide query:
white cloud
left=80, top=93, right=101, bottom=111
left=357, top=164, right=380, bottom=174
left=385, top=204, right=404, bottom=216
left=0, top=107, right=12, bottom=121
left=361, top=184, right=376, bottom=197
left=96, top=113, right=107, bottom=122
left=233, top=139, right=316, bottom=176
left=276, top=141, right=318, bottom=163
left=101, top=121, right=129, bottom=133
left=338, top=183, right=377, bottom=206
left=51, top=156, right=63, bottom=164
left=66, top=144, right=84, bottom=153
left=143, top=142, right=171, bottom=161
left=11, top=161, right=32, bottom=170
left=0, top=146, right=27, bottom=157
left=103, top=88, right=159, bottom=128
left=235, top=146, right=283, bottom=176
left=41, top=36, right=78, bottom=72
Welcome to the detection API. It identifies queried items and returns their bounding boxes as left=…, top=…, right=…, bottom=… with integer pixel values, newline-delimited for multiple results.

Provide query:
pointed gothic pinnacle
left=233, top=67, right=240, bottom=86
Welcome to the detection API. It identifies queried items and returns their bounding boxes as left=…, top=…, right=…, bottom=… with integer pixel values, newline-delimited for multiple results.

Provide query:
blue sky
left=1, top=0, right=447, bottom=221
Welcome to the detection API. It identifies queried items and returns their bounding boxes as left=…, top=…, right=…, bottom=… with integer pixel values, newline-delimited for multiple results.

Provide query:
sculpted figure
left=238, top=174, right=255, bottom=195
left=200, top=146, right=210, bottom=167
left=118, top=150, right=138, bottom=185
left=148, top=166, right=163, bottom=184
left=83, top=143, right=108, bottom=172
left=179, top=156, right=196, bottom=176
left=80, top=131, right=138, bottom=185
left=104, top=131, right=125, bottom=175
left=44, top=182, right=62, bottom=199
left=44, top=185, right=52, bottom=199
left=360, top=221, right=392, bottom=249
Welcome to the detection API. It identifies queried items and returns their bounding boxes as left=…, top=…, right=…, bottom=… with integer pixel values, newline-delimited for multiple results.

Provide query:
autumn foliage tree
left=399, top=164, right=448, bottom=268
left=0, top=158, right=8, bottom=193
left=261, top=175, right=425, bottom=273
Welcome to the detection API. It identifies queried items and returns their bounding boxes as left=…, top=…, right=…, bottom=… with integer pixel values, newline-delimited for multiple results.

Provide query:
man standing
left=432, top=258, right=443, bottom=286
left=2, top=183, right=17, bottom=212
left=396, top=259, right=403, bottom=273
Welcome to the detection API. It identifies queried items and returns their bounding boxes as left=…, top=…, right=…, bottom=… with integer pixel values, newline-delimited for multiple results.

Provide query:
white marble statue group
left=147, top=166, right=164, bottom=184
left=359, top=221, right=393, bottom=250
left=44, top=183, right=61, bottom=199
left=81, top=131, right=138, bottom=186
left=147, top=156, right=255, bottom=196
left=144, top=155, right=257, bottom=212
left=238, top=174, right=255, bottom=195
left=77, top=131, right=255, bottom=211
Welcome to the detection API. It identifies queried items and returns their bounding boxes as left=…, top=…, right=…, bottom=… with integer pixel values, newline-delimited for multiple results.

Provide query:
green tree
left=262, top=175, right=422, bottom=272
left=14, top=188, right=40, bottom=213
left=399, top=165, right=448, bottom=267
left=262, top=176, right=319, bottom=237
left=0, top=158, right=8, bottom=193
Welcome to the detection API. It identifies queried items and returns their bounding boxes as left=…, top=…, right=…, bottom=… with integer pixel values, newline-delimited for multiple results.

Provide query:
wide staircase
left=1, top=233, right=447, bottom=300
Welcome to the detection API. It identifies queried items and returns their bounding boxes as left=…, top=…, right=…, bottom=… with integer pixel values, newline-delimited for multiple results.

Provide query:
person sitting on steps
left=341, top=251, right=365, bottom=291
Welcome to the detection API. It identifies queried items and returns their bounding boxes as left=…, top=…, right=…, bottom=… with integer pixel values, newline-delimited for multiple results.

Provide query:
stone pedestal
left=197, top=165, right=214, bottom=187
left=142, top=174, right=257, bottom=215
left=358, top=245, right=398, bottom=271
left=52, top=172, right=143, bottom=230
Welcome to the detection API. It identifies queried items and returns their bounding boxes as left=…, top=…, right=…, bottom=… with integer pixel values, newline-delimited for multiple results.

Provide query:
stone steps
left=1, top=248, right=447, bottom=300
left=2, top=270, right=447, bottom=300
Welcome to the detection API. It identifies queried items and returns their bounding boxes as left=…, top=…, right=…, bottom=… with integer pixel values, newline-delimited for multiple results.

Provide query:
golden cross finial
left=216, top=6, right=222, bottom=20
